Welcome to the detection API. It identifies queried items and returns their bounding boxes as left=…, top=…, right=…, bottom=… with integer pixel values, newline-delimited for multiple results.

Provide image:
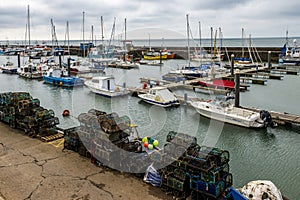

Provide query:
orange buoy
left=62, top=109, right=70, bottom=117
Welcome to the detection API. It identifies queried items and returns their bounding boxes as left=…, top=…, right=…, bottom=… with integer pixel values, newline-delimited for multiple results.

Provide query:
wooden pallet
left=39, top=132, right=64, bottom=142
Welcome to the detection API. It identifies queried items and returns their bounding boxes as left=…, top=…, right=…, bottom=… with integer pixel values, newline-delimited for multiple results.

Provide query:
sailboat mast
left=124, top=18, right=127, bottom=50
left=210, top=27, right=213, bottom=54
left=82, top=11, right=85, bottom=57
left=91, top=25, right=94, bottom=44
left=242, top=28, right=245, bottom=58
left=101, top=16, right=104, bottom=44
left=27, top=5, right=31, bottom=48
left=82, top=11, right=85, bottom=43
left=285, top=30, right=289, bottom=46
left=186, top=14, right=190, bottom=66
left=198, top=21, right=201, bottom=52
left=148, top=33, right=151, bottom=51
left=211, top=29, right=217, bottom=79
left=124, top=18, right=127, bottom=41
left=66, top=21, right=70, bottom=55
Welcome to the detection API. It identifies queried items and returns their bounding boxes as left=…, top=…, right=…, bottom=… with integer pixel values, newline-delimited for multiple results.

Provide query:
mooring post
left=59, top=52, right=62, bottom=69
left=67, top=57, right=71, bottom=77
left=268, top=51, right=271, bottom=69
left=231, top=54, right=234, bottom=77
left=234, top=73, right=240, bottom=107
left=159, top=50, right=162, bottom=64
left=184, top=93, right=188, bottom=105
left=17, top=52, right=20, bottom=68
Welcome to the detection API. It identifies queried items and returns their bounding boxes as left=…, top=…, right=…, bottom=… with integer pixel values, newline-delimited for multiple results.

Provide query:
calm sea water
left=0, top=55, right=299, bottom=199
left=2, top=37, right=300, bottom=48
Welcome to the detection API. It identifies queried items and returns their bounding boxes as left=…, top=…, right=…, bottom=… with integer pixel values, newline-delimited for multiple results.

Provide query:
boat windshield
left=213, top=95, right=234, bottom=107
left=157, top=89, right=175, bottom=101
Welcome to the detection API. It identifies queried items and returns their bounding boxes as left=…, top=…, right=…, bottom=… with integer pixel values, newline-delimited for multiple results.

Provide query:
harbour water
left=0, top=55, right=299, bottom=199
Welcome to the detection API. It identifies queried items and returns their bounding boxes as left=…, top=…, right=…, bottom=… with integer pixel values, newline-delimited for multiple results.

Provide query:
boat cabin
left=91, top=76, right=117, bottom=91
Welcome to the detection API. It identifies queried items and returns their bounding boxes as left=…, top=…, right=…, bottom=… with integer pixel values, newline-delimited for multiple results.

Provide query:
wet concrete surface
left=0, top=123, right=172, bottom=200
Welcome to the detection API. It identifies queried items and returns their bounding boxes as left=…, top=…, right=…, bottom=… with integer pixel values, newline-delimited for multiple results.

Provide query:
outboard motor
left=260, top=110, right=276, bottom=128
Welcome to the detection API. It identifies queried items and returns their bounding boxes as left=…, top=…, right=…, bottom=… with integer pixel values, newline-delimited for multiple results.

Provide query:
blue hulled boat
left=1, top=57, right=18, bottom=74
left=42, top=68, right=84, bottom=87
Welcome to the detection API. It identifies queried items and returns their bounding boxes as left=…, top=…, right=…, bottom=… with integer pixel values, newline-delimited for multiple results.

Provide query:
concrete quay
left=0, top=123, right=172, bottom=200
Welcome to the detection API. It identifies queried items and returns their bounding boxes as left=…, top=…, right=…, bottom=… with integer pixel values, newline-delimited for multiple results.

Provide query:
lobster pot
left=108, top=131, right=127, bottom=142
left=88, top=109, right=106, bottom=116
left=78, top=140, right=91, bottom=158
left=93, top=146, right=113, bottom=162
left=0, top=92, right=60, bottom=138
left=77, top=129, right=94, bottom=148
left=166, top=131, right=197, bottom=148
left=163, top=142, right=188, bottom=159
left=78, top=113, right=100, bottom=129
left=190, top=178, right=226, bottom=198
left=115, top=115, right=131, bottom=126
left=37, top=127, right=57, bottom=137
left=200, top=146, right=230, bottom=166
left=64, top=129, right=80, bottom=152
left=161, top=175, right=191, bottom=199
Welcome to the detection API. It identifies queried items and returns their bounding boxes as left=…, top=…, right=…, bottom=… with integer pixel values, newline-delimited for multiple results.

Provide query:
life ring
left=62, top=109, right=70, bottom=117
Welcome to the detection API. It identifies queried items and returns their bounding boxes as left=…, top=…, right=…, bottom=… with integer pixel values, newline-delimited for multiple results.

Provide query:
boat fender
left=155, top=95, right=161, bottom=102
left=142, top=82, right=147, bottom=89
left=62, top=109, right=70, bottom=117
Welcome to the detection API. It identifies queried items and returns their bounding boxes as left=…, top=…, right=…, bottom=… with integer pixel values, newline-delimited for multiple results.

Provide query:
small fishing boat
left=17, top=62, right=43, bottom=79
left=138, top=86, right=180, bottom=107
left=108, top=60, right=139, bottom=69
left=139, top=60, right=163, bottom=66
left=279, top=39, right=300, bottom=66
left=1, top=58, right=17, bottom=74
left=42, top=68, right=84, bottom=87
left=191, top=95, right=276, bottom=128
left=84, top=76, right=129, bottom=98
left=162, top=73, right=186, bottom=82
left=143, top=52, right=168, bottom=60
left=168, top=68, right=205, bottom=78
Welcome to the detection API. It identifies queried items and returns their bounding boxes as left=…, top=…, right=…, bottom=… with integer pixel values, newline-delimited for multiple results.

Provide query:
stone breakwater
left=1, top=44, right=282, bottom=62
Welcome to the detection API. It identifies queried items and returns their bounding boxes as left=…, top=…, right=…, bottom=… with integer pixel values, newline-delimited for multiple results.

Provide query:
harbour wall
left=133, top=46, right=282, bottom=62
left=1, top=45, right=282, bottom=62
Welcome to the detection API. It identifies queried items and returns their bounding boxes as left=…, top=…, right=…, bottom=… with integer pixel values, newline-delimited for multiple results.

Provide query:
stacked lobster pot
left=64, top=109, right=145, bottom=171
left=63, top=110, right=233, bottom=200
left=0, top=92, right=59, bottom=137
left=157, top=131, right=232, bottom=200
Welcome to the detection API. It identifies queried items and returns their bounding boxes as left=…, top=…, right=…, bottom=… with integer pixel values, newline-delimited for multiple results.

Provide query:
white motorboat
left=84, top=76, right=129, bottom=98
left=191, top=95, right=276, bottom=128
left=138, top=86, right=180, bottom=108
left=17, top=62, right=43, bottom=79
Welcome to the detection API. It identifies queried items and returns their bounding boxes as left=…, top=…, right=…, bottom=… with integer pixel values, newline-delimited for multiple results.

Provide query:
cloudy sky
left=0, top=0, right=300, bottom=42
